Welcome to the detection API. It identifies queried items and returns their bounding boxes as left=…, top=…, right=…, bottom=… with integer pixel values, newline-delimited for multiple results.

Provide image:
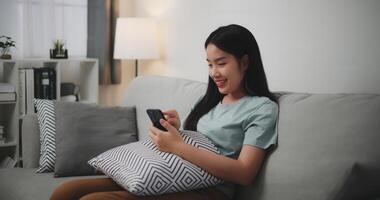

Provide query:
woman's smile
left=215, top=79, right=227, bottom=88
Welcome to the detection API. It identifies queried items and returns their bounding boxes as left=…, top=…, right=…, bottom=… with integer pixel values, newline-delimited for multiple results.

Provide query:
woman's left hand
left=149, top=119, right=185, bottom=154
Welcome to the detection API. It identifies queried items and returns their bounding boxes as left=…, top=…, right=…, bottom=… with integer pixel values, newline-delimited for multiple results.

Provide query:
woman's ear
left=241, top=55, right=249, bottom=71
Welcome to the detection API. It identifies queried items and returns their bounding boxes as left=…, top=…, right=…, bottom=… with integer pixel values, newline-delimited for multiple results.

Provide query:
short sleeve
left=242, top=100, right=279, bottom=150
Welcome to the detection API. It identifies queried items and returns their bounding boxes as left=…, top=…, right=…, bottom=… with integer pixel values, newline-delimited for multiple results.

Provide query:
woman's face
left=206, top=43, right=248, bottom=97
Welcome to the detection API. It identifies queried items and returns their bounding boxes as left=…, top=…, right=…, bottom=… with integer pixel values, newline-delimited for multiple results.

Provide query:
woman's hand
left=149, top=119, right=185, bottom=154
left=162, top=109, right=181, bottom=130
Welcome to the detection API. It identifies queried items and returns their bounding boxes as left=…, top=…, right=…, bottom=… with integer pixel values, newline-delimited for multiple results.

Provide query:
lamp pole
left=135, top=59, right=138, bottom=77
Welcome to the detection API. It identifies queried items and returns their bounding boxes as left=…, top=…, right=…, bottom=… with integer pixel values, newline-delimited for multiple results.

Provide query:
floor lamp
left=113, top=18, right=159, bottom=77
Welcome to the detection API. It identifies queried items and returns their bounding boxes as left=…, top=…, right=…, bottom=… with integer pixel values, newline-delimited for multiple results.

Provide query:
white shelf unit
left=0, top=60, right=20, bottom=167
left=0, top=58, right=99, bottom=168
left=58, top=58, right=99, bottom=104
left=20, top=58, right=99, bottom=104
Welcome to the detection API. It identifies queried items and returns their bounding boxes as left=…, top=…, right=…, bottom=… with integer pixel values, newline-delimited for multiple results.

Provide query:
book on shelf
left=34, top=67, right=56, bottom=100
left=19, top=68, right=35, bottom=114
left=0, top=125, right=5, bottom=144
left=0, top=83, right=15, bottom=93
left=0, top=92, right=16, bottom=102
left=25, top=68, right=34, bottom=114
left=19, top=67, right=57, bottom=115
left=18, top=69, right=26, bottom=115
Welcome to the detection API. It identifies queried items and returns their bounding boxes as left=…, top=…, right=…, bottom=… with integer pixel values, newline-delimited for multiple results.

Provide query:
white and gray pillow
left=88, top=130, right=224, bottom=196
left=34, top=98, right=56, bottom=173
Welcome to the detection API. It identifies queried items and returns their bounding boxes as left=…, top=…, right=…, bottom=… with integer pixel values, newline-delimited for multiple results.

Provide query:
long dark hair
left=184, top=24, right=277, bottom=131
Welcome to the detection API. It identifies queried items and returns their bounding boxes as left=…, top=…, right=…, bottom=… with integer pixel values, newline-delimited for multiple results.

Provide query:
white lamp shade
left=114, top=18, right=159, bottom=59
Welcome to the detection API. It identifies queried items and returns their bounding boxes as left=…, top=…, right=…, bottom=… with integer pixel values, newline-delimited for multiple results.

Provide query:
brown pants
left=50, top=178, right=230, bottom=200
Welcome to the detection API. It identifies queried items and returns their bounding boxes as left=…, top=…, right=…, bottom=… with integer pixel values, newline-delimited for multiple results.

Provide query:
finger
left=164, top=114, right=170, bottom=120
left=151, top=125, right=164, bottom=134
left=150, top=126, right=165, bottom=136
left=149, top=126, right=155, bottom=134
left=162, top=109, right=174, bottom=113
left=163, top=114, right=175, bottom=120
left=149, top=131, right=157, bottom=141
left=163, top=110, right=176, bottom=116
left=160, top=119, right=176, bottom=132
left=167, top=118, right=176, bottom=124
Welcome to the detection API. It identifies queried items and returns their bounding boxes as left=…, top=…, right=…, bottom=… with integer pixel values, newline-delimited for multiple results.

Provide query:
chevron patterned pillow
left=34, top=98, right=56, bottom=173
left=88, top=130, right=224, bottom=196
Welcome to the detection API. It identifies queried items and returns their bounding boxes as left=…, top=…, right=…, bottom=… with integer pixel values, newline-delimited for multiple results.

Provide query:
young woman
left=50, top=24, right=278, bottom=200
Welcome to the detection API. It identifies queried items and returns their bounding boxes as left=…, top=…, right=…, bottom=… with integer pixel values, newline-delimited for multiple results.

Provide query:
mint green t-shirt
left=196, top=95, right=279, bottom=199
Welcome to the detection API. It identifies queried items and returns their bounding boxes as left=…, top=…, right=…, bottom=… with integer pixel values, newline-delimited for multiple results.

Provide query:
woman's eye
left=218, top=63, right=226, bottom=66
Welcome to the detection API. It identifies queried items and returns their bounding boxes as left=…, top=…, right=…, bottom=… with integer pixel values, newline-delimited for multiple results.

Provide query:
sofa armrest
left=21, top=113, right=40, bottom=168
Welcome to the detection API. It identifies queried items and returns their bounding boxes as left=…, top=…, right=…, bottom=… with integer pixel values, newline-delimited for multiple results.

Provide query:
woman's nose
left=210, top=67, right=220, bottom=77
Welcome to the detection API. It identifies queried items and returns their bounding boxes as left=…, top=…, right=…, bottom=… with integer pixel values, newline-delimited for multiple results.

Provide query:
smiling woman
left=182, top=25, right=278, bottom=198
left=50, top=24, right=279, bottom=200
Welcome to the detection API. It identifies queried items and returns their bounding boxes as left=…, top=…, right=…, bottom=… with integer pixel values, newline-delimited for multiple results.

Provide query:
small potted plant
left=0, top=36, right=16, bottom=60
left=50, top=39, right=68, bottom=59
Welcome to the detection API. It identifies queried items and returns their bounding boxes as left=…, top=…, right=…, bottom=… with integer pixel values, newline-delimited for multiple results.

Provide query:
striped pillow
left=34, top=99, right=56, bottom=173
left=88, top=130, right=224, bottom=196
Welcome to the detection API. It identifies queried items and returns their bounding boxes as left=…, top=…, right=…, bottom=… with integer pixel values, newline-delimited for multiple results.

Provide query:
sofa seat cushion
left=0, top=168, right=106, bottom=200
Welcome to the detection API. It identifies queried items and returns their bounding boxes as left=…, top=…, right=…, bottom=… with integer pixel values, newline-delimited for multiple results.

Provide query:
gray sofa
left=0, top=75, right=379, bottom=200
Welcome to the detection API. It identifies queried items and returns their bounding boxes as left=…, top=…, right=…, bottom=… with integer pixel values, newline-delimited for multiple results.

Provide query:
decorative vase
left=50, top=49, right=68, bottom=59
left=0, top=54, right=12, bottom=59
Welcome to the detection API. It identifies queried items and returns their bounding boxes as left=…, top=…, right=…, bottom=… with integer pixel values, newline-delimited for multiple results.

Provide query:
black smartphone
left=146, top=109, right=167, bottom=131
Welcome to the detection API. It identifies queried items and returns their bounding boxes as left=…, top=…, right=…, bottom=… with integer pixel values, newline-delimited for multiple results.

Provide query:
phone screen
left=146, top=109, right=167, bottom=131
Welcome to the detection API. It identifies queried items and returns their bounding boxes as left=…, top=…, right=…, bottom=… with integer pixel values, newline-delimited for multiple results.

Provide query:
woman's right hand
left=162, top=109, right=181, bottom=130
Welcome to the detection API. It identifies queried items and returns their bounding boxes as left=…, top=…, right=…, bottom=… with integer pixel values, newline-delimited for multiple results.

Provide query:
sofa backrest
left=122, top=75, right=207, bottom=140
left=235, top=93, right=380, bottom=200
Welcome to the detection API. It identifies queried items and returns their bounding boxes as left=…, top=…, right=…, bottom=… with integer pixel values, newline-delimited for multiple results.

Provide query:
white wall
left=3, top=1, right=380, bottom=106
left=135, top=0, right=380, bottom=94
